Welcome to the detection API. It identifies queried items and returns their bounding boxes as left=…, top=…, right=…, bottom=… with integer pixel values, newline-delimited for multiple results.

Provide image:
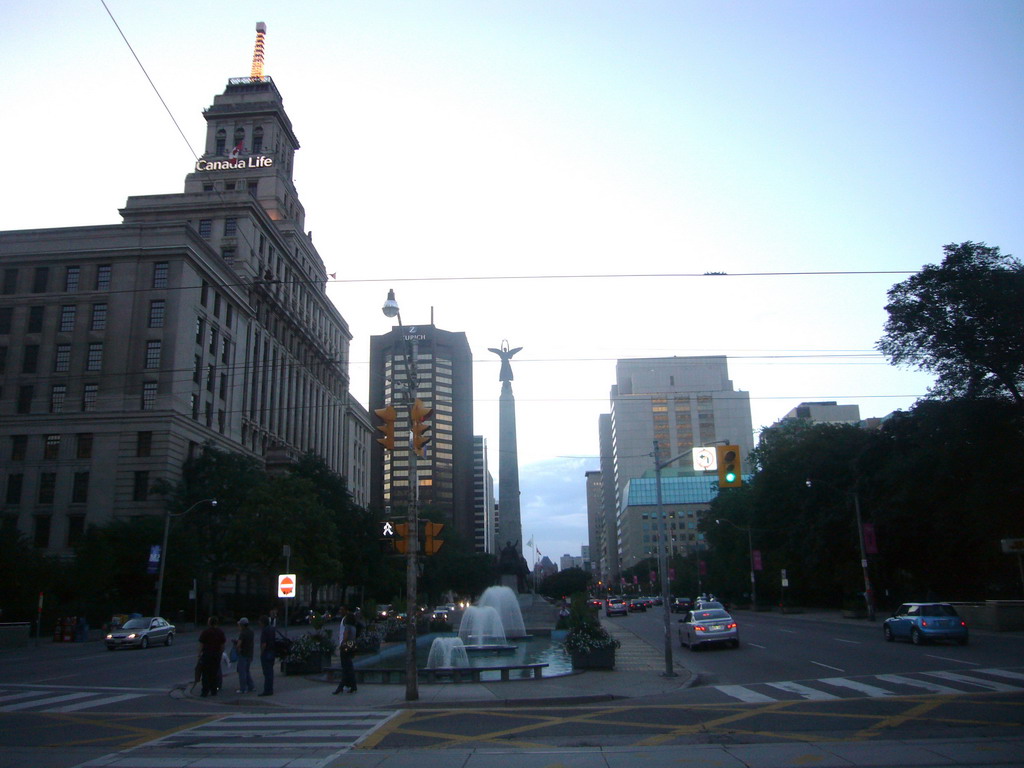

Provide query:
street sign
left=1001, top=538, right=1024, bottom=554
left=147, top=545, right=161, bottom=574
left=278, top=573, right=296, bottom=598
left=693, top=446, right=717, bottom=471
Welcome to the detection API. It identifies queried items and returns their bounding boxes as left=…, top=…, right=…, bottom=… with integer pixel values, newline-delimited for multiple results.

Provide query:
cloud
left=517, top=456, right=599, bottom=562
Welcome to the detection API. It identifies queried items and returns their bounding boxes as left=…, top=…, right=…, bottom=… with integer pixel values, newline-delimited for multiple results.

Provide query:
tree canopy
left=878, top=241, right=1024, bottom=406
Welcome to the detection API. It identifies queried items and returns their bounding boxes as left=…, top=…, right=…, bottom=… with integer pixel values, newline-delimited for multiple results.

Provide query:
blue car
left=883, top=602, right=968, bottom=645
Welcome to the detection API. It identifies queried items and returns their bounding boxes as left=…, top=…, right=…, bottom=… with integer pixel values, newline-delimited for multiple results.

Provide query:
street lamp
left=381, top=289, right=421, bottom=702
left=715, top=517, right=756, bottom=609
left=805, top=479, right=875, bottom=622
left=154, top=498, right=217, bottom=618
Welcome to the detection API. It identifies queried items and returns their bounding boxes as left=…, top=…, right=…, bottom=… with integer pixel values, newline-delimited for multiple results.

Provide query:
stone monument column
left=488, top=341, right=524, bottom=565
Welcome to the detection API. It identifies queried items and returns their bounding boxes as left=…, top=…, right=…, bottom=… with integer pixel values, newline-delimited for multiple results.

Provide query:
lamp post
left=715, top=517, right=756, bottom=609
left=806, top=479, right=875, bottom=622
left=154, top=498, right=217, bottom=618
left=382, top=289, right=421, bottom=702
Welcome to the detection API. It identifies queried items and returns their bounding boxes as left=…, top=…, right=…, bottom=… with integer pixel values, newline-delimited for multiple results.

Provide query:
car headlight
left=105, top=634, right=113, bottom=640
left=127, top=633, right=138, bottom=639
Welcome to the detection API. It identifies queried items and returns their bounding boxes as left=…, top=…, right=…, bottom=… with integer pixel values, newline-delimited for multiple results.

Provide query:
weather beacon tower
left=489, top=341, right=524, bottom=557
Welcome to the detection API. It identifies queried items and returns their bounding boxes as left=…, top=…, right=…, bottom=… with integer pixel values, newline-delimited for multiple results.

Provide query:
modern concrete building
left=592, top=356, right=755, bottom=572
left=473, top=435, right=497, bottom=554
left=0, top=72, right=367, bottom=554
left=368, top=325, right=476, bottom=547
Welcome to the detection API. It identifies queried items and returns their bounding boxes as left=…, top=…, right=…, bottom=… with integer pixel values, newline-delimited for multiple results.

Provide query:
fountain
left=458, top=605, right=515, bottom=651
left=477, top=585, right=527, bottom=638
left=426, top=636, right=470, bottom=669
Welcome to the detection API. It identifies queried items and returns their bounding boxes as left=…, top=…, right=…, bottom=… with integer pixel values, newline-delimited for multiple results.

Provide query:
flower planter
left=281, top=652, right=327, bottom=675
left=570, top=646, right=616, bottom=670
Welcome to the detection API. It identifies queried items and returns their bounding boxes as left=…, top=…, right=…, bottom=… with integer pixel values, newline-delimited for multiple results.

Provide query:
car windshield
left=693, top=610, right=730, bottom=620
left=921, top=604, right=958, bottom=617
left=121, top=618, right=150, bottom=629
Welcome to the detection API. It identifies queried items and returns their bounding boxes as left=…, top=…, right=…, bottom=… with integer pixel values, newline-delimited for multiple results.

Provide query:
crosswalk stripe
left=0, top=691, right=49, bottom=704
left=1, top=692, right=95, bottom=711
left=978, top=668, right=1024, bottom=682
left=923, top=671, right=1021, bottom=692
left=715, top=685, right=776, bottom=703
left=51, top=693, right=148, bottom=713
left=765, top=681, right=839, bottom=700
left=819, top=677, right=895, bottom=697
left=875, top=674, right=961, bottom=694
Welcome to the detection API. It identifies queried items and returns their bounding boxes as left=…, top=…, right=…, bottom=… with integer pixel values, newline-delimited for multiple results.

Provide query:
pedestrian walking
left=197, top=616, right=226, bottom=697
left=258, top=615, right=275, bottom=696
left=332, top=606, right=358, bottom=694
left=234, top=617, right=255, bottom=693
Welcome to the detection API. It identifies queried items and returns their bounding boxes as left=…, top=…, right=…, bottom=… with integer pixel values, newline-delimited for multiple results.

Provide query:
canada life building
left=0, top=46, right=368, bottom=553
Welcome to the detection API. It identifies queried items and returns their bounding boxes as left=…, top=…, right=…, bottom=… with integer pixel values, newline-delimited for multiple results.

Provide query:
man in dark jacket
left=258, top=615, right=275, bottom=696
left=197, top=616, right=226, bottom=697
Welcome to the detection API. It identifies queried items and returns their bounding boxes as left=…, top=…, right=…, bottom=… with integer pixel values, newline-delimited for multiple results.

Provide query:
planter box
left=281, top=654, right=326, bottom=675
left=571, top=646, right=616, bottom=670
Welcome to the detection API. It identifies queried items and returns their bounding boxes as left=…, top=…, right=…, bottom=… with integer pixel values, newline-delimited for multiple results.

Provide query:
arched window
left=234, top=127, right=245, bottom=152
left=253, top=127, right=263, bottom=153
left=215, top=128, right=226, bottom=155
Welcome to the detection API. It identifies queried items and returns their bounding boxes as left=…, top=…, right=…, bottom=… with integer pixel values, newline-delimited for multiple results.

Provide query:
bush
left=562, top=593, right=620, bottom=654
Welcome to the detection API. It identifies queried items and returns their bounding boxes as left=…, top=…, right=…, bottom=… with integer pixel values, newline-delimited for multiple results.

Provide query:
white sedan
left=678, top=608, right=739, bottom=650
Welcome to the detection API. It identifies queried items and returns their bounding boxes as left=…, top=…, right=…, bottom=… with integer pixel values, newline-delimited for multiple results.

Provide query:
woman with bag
left=234, top=617, right=255, bottom=693
left=332, top=606, right=358, bottom=694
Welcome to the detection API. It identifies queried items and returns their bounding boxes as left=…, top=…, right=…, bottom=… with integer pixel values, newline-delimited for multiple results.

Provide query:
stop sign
left=278, top=573, right=296, bottom=598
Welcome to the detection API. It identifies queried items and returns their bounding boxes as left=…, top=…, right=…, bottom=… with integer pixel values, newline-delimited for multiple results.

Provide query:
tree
left=878, top=241, right=1024, bottom=406
left=539, top=567, right=591, bottom=600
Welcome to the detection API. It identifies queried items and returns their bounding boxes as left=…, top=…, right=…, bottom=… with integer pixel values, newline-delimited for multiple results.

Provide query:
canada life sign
left=195, top=155, right=274, bottom=171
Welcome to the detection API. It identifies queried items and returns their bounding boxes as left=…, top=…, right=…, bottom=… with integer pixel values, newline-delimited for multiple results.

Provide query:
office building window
left=198, top=219, right=212, bottom=238
left=44, top=434, right=61, bottom=460
left=206, top=364, right=215, bottom=392
left=148, top=300, right=165, bottom=328
left=59, top=305, right=76, bottom=332
left=34, top=515, right=52, bottom=548
left=91, top=303, right=107, bottom=330
left=144, top=340, right=161, bottom=370
left=133, top=471, right=150, bottom=502
left=201, top=281, right=209, bottom=306
left=191, top=393, right=199, bottom=419
left=205, top=402, right=213, bottom=427
left=226, top=304, right=233, bottom=328
left=219, top=372, right=228, bottom=400
left=195, top=317, right=205, bottom=345
left=253, top=127, right=263, bottom=152
left=2, top=268, right=17, bottom=294
left=86, top=343, right=103, bottom=371
left=38, top=473, right=56, bottom=504
left=225, top=217, right=237, bottom=236
left=77, top=433, right=93, bottom=459
left=0, top=345, right=6, bottom=372
left=28, top=306, right=44, bottom=333
left=0, top=307, right=11, bottom=334
left=11, top=435, right=27, bottom=461
left=218, top=408, right=226, bottom=433
left=18, top=385, right=34, bottom=414
left=6, top=473, right=24, bottom=504
left=153, top=262, right=169, bottom=288
left=54, top=343, right=71, bottom=372
left=142, top=381, right=157, bottom=410
left=50, top=384, right=67, bottom=413
left=67, top=515, right=86, bottom=546
left=65, top=266, right=80, bottom=292
left=22, top=344, right=38, bottom=373
left=137, top=431, right=152, bottom=457
left=95, top=265, right=111, bottom=290
left=209, top=328, right=218, bottom=355
left=213, top=293, right=222, bottom=318
left=72, top=472, right=89, bottom=504
left=221, top=337, right=230, bottom=364
left=193, top=354, right=202, bottom=384
left=82, top=383, right=98, bottom=411
left=32, top=267, right=49, bottom=293
left=215, top=128, right=226, bottom=155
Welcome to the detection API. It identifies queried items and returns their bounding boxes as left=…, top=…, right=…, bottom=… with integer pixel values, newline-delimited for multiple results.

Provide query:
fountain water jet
left=477, top=585, right=527, bottom=638
left=426, top=636, right=470, bottom=668
left=458, top=605, right=514, bottom=651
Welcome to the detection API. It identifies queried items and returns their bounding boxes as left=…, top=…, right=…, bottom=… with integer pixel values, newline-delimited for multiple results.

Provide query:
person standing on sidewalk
left=197, top=616, right=226, bottom=698
left=332, top=606, right=358, bottom=694
left=258, top=615, right=275, bottom=696
left=234, top=618, right=255, bottom=693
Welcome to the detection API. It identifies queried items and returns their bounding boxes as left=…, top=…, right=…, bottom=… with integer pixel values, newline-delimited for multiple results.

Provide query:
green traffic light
left=725, top=470, right=737, bottom=483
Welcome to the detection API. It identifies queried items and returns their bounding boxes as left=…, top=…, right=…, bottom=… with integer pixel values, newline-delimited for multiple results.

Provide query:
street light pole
left=154, top=498, right=217, bottom=618
left=382, top=289, right=420, bottom=702
left=652, top=440, right=676, bottom=678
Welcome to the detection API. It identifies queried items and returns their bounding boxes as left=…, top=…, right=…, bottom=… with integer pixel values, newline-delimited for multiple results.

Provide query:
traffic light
left=716, top=444, right=742, bottom=487
left=393, top=522, right=409, bottom=554
left=410, top=398, right=433, bottom=456
left=423, top=521, right=444, bottom=555
left=375, top=405, right=397, bottom=450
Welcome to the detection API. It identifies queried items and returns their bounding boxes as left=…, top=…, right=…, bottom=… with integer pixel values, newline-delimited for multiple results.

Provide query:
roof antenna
left=251, top=22, right=267, bottom=80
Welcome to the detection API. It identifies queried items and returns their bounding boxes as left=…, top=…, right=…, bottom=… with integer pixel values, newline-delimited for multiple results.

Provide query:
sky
left=3, top=1, right=1022, bottom=564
